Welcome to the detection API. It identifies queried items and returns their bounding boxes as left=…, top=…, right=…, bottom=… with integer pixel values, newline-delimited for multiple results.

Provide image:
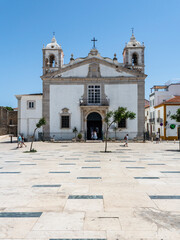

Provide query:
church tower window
left=49, top=55, right=55, bottom=67
left=132, top=53, right=138, bottom=66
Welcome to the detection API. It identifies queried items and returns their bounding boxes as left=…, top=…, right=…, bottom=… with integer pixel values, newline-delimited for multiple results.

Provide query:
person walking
left=124, top=134, right=129, bottom=147
left=156, top=132, right=160, bottom=144
left=17, top=135, right=22, bottom=148
left=21, top=135, right=27, bottom=147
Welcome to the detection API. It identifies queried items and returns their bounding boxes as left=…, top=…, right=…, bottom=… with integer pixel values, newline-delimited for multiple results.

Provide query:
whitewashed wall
left=105, top=84, right=138, bottom=138
left=145, top=107, right=150, bottom=132
left=50, top=85, right=84, bottom=139
left=17, top=95, right=42, bottom=139
left=166, top=105, right=180, bottom=137
left=155, top=106, right=164, bottom=136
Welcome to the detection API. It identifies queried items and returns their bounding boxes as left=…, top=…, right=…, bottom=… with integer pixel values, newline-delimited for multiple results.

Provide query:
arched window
left=49, top=55, right=55, bottom=67
left=132, top=53, right=138, bottom=66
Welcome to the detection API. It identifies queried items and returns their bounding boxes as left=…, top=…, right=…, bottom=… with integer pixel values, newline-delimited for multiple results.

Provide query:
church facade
left=16, top=34, right=146, bottom=140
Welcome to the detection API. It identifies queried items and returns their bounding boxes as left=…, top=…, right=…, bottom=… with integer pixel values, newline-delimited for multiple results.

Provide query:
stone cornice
left=41, top=77, right=145, bottom=85
left=41, top=56, right=147, bottom=79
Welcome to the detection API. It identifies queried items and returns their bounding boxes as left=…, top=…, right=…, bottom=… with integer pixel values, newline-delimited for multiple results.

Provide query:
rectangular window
left=158, top=110, right=160, bottom=118
left=9, top=119, right=13, bottom=125
left=61, top=115, right=70, bottom=128
left=118, top=118, right=126, bottom=128
left=88, top=85, right=100, bottom=104
left=27, top=101, right=35, bottom=109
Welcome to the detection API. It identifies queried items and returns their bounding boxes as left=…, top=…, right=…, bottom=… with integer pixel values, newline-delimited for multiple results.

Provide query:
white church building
left=16, top=33, right=147, bottom=140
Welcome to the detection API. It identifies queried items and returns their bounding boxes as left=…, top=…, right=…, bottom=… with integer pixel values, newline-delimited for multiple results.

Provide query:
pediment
left=45, top=57, right=145, bottom=79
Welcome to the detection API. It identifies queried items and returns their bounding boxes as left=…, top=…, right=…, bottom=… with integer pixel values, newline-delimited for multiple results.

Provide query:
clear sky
left=0, top=0, right=180, bottom=107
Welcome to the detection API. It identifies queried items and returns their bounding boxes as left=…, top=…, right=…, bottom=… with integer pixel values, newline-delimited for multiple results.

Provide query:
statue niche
left=87, top=63, right=101, bottom=78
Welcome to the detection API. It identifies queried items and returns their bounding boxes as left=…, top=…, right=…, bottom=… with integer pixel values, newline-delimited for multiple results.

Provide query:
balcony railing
left=79, top=98, right=109, bottom=106
left=149, top=118, right=155, bottom=123
left=157, top=117, right=163, bottom=123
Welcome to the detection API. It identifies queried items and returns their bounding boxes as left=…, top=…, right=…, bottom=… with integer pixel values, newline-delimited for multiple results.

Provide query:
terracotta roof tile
left=165, top=96, right=180, bottom=103
left=145, top=104, right=150, bottom=108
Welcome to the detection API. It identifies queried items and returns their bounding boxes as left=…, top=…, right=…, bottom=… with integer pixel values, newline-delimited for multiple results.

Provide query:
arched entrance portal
left=87, top=112, right=102, bottom=140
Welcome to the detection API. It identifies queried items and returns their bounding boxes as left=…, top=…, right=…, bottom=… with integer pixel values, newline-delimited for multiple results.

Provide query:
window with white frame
left=88, top=85, right=100, bottom=104
left=27, top=101, right=35, bottom=109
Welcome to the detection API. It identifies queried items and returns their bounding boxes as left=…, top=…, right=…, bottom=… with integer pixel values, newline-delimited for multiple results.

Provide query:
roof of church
left=45, top=36, right=61, bottom=49
left=126, top=33, right=144, bottom=48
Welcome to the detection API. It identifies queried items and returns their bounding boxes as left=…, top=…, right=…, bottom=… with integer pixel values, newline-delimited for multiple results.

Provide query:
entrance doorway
left=87, top=112, right=102, bottom=140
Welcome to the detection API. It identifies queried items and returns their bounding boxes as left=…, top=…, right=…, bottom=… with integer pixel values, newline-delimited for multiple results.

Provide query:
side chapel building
left=16, top=33, right=147, bottom=140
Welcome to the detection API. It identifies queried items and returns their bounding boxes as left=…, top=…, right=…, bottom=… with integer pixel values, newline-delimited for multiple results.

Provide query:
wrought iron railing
left=149, top=118, right=155, bottom=123
left=79, top=98, right=109, bottom=106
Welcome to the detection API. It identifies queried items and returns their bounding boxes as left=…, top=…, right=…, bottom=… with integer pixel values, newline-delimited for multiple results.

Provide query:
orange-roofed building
left=154, top=96, right=180, bottom=140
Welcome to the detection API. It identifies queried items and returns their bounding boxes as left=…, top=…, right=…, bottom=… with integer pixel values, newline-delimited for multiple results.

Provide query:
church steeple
left=123, top=31, right=145, bottom=72
left=42, top=34, right=64, bottom=75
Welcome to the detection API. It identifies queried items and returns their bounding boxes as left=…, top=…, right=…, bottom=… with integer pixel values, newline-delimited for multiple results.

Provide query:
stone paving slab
left=0, top=137, right=180, bottom=239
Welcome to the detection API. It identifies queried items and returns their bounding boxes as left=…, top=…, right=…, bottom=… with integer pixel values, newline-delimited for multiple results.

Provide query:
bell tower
left=42, top=34, right=64, bottom=75
left=123, top=32, right=145, bottom=72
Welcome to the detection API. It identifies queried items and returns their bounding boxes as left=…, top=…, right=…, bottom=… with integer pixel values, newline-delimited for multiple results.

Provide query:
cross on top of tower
left=131, top=27, right=134, bottom=35
left=91, top=37, right=97, bottom=49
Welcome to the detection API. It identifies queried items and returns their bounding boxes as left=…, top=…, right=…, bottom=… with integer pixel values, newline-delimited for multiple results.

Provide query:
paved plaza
left=0, top=137, right=180, bottom=239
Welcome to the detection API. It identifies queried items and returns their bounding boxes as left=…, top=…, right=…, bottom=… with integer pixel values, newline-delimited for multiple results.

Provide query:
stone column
left=137, top=80, right=145, bottom=139
left=42, top=81, right=50, bottom=140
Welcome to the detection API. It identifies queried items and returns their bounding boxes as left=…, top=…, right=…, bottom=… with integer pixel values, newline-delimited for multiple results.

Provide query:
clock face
left=170, top=124, right=176, bottom=129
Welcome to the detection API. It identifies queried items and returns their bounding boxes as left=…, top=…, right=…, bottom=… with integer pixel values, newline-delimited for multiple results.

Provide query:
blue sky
left=0, top=0, right=180, bottom=107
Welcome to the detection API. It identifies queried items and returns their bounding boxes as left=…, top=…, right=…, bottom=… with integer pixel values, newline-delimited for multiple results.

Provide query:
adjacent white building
left=147, top=83, right=180, bottom=139
left=16, top=33, right=147, bottom=140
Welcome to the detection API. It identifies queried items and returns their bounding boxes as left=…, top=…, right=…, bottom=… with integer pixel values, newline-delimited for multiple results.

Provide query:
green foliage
left=36, top=117, right=46, bottom=128
left=171, top=109, right=180, bottom=122
left=104, top=107, right=136, bottom=152
left=105, top=107, right=136, bottom=129
left=4, top=106, right=14, bottom=111
left=77, top=133, right=82, bottom=140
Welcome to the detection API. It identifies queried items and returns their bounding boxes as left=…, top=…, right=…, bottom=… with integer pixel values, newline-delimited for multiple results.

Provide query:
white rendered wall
left=50, top=85, right=84, bottom=138
left=168, top=84, right=180, bottom=95
left=166, top=105, right=180, bottom=137
left=105, top=84, right=138, bottom=138
left=155, top=106, right=164, bottom=136
left=61, top=65, right=89, bottom=77
left=18, top=95, right=42, bottom=139
left=145, top=107, right=150, bottom=132
left=100, top=65, right=134, bottom=77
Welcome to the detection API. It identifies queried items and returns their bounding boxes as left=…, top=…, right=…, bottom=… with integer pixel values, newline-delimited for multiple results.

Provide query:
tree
left=4, top=106, right=14, bottom=111
left=171, top=108, right=180, bottom=151
left=104, top=107, right=136, bottom=152
left=30, top=117, right=46, bottom=151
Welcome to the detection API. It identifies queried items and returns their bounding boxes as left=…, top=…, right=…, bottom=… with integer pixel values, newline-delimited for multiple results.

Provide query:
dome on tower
left=45, top=36, right=61, bottom=49
left=126, top=33, right=141, bottom=47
